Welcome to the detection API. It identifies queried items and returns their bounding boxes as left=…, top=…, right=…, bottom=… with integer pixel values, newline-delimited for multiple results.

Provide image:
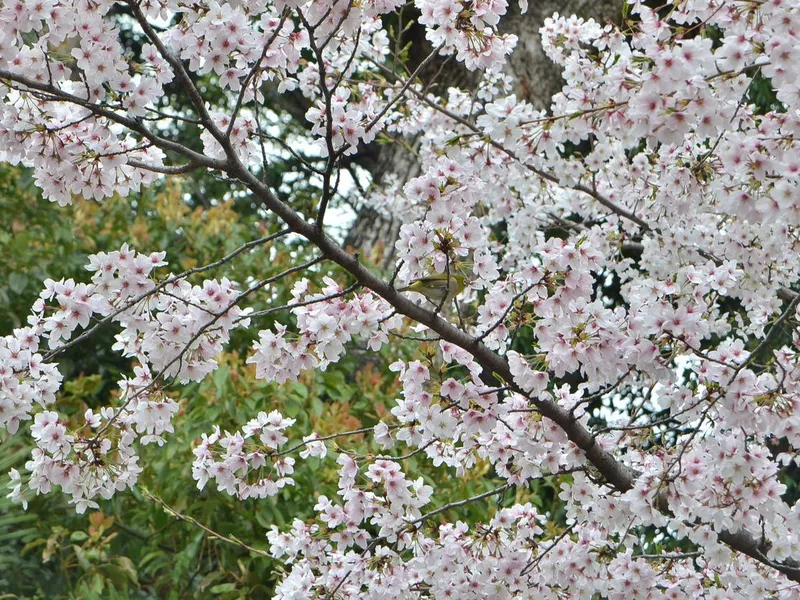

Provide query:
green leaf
left=21, top=538, right=48, bottom=554
left=113, top=556, right=139, bottom=586
left=90, top=572, right=105, bottom=594
left=283, top=396, right=302, bottom=418
left=292, top=383, right=308, bottom=399
left=8, top=272, right=27, bottom=294
left=69, top=530, right=89, bottom=542
left=0, top=527, right=39, bottom=543
left=0, top=514, right=37, bottom=528
left=73, top=545, right=92, bottom=571
left=199, top=570, right=226, bottom=591
left=213, top=366, right=229, bottom=396
left=210, top=582, right=237, bottom=594
left=99, top=564, right=131, bottom=589
left=311, top=396, right=324, bottom=418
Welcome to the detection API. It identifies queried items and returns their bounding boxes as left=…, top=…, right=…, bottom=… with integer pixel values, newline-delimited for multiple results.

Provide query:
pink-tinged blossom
left=192, top=410, right=297, bottom=500
left=247, top=278, right=400, bottom=383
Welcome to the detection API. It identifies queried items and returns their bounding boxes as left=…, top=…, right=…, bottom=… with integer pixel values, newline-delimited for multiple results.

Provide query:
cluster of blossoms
left=247, top=277, right=402, bottom=383
left=265, top=455, right=792, bottom=598
left=0, top=0, right=170, bottom=205
left=306, top=87, right=372, bottom=157
left=526, top=2, right=800, bottom=303
left=417, top=0, right=519, bottom=71
left=298, top=14, right=393, bottom=156
left=2, top=0, right=800, bottom=596
left=2, top=245, right=249, bottom=511
left=192, top=410, right=299, bottom=500
left=19, top=363, right=179, bottom=513
left=163, top=3, right=303, bottom=90
left=0, top=0, right=524, bottom=198
left=0, top=98, right=167, bottom=205
left=0, top=326, right=61, bottom=434
left=22, top=380, right=141, bottom=514
left=84, top=244, right=250, bottom=383
left=267, top=455, right=436, bottom=595
left=395, top=158, right=499, bottom=287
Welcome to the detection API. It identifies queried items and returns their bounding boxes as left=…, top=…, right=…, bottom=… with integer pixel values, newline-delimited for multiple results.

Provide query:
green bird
left=397, top=273, right=466, bottom=306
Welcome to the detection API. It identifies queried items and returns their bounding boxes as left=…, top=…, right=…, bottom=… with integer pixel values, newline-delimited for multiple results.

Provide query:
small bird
left=397, top=273, right=466, bottom=307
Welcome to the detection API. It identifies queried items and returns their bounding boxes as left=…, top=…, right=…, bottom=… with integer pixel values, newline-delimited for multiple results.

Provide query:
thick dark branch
left=126, top=158, right=202, bottom=174
left=717, top=529, right=800, bottom=580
